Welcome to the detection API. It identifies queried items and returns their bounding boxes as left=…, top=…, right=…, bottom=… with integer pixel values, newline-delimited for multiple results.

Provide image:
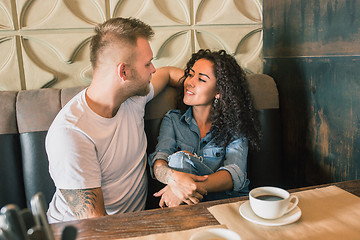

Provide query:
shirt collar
left=180, top=107, right=215, bottom=139
left=180, top=107, right=193, bottom=125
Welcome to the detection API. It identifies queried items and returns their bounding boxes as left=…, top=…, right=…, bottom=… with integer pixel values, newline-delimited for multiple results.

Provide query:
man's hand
left=60, top=187, right=107, bottom=220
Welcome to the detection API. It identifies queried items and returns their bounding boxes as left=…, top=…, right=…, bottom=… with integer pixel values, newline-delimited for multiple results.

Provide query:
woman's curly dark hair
left=177, top=49, right=261, bottom=150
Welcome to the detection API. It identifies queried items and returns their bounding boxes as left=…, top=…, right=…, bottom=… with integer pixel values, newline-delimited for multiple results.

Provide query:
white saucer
left=239, top=201, right=301, bottom=226
left=190, top=228, right=241, bottom=240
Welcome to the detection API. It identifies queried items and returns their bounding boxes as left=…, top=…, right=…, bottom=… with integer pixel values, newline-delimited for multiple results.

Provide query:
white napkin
left=208, top=186, right=360, bottom=240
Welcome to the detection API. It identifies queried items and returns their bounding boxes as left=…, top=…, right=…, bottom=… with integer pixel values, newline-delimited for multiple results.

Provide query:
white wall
left=0, top=0, right=263, bottom=91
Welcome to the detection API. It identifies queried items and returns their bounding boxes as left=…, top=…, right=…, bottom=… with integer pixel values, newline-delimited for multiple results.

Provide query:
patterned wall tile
left=0, top=36, right=22, bottom=90
left=21, top=32, right=92, bottom=89
left=151, top=28, right=193, bottom=68
left=0, top=0, right=263, bottom=91
left=194, top=26, right=262, bottom=69
left=0, top=0, right=13, bottom=30
left=18, top=0, right=105, bottom=29
left=194, top=0, right=262, bottom=25
left=111, top=0, right=191, bottom=26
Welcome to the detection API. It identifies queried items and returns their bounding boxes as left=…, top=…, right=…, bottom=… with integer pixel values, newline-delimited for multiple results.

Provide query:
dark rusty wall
left=263, top=0, right=360, bottom=188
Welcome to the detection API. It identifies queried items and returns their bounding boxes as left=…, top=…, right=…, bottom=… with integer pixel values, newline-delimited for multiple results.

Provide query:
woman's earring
left=214, top=98, right=219, bottom=104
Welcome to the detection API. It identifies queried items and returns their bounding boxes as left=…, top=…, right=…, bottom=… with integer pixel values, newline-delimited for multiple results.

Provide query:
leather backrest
left=247, top=74, right=279, bottom=110
left=245, top=74, right=282, bottom=188
left=61, top=86, right=86, bottom=107
left=0, top=91, right=26, bottom=209
left=16, top=89, right=62, bottom=208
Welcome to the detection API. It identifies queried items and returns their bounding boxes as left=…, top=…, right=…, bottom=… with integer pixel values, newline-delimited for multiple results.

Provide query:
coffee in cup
left=249, top=186, right=299, bottom=219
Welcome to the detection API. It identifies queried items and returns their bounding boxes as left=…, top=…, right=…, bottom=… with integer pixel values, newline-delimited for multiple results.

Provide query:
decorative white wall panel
left=0, top=0, right=263, bottom=91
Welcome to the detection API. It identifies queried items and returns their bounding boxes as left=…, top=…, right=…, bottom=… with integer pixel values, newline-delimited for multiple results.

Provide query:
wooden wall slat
left=264, top=0, right=360, bottom=187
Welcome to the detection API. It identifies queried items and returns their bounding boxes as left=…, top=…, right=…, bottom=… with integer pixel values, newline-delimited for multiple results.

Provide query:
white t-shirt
left=46, top=84, right=154, bottom=223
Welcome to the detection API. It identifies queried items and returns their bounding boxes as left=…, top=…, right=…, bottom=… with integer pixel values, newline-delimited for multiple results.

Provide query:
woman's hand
left=156, top=185, right=183, bottom=208
left=154, top=170, right=208, bottom=204
left=168, top=171, right=207, bottom=204
left=153, top=159, right=208, bottom=204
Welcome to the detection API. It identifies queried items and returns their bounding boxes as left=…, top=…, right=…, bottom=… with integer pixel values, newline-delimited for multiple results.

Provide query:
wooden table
left=50, top=180, right=360, bottom=239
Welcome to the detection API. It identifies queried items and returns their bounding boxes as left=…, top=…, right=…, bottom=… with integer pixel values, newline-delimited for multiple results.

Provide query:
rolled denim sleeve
left=217, top=137, right=249, bottom=192
left=148, top=111, right=179, bottom=177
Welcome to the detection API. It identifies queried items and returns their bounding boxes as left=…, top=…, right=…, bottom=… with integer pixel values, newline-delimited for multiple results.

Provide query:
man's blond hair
left=90, top=17, right=154, bottom=69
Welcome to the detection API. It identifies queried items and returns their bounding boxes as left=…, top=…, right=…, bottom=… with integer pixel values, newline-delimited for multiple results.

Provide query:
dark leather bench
left=0, top=74, right=281, bottom=211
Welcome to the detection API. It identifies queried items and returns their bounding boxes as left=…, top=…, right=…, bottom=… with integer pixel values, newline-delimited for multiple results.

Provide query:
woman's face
left=183, top=58, right=219, bottom=107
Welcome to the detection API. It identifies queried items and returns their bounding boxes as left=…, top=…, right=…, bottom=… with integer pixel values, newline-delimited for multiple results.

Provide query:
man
left=45, top=17, right=182, bottom=223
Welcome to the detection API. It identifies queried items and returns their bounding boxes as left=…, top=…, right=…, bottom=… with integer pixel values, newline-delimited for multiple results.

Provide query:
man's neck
left=85, top=81, right=129, bottom=118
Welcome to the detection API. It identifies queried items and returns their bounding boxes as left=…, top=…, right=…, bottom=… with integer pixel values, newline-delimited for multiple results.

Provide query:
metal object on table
left=0, top=192, right=77, bottom=240
left=20, top=209, right=35, bottom=232
left=0, top=227, right=11, bottom=240
left=30, top=193, right=54, bottom=240
left=61, top=226, right=77, bottom=240
left=0, top=204, right=29, bottom=240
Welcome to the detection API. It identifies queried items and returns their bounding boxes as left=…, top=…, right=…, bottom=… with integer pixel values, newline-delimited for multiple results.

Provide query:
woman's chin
left=183, top=99, right=192, bottom=106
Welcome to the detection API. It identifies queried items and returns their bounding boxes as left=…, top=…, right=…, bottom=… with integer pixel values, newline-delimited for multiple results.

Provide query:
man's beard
left=131, top=69, right=151, bottom=96
left=136, top=83, right=150, bottom=96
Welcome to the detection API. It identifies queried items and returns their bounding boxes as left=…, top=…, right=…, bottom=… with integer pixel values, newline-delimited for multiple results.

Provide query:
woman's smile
left=185, top=89, right=194, bottom=95
left=183, top=59, right=218, bottom=107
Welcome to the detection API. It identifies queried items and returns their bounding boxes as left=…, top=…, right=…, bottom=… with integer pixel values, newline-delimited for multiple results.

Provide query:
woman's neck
left=192, top=105, right=212, bottom=138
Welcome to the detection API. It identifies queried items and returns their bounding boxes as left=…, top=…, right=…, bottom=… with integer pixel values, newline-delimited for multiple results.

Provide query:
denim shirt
left=148, top=107, right=249, bottom=192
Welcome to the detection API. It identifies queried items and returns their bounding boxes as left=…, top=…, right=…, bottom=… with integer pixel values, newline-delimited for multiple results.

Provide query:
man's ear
left=117, top=63, right=127, bottom=80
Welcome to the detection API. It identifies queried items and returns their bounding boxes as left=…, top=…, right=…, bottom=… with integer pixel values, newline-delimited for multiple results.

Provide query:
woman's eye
left=199, top=78, right=206, bottom=82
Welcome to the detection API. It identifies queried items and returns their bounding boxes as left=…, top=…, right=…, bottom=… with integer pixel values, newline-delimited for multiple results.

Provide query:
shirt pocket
left=203, top=147, right=225, bottom=169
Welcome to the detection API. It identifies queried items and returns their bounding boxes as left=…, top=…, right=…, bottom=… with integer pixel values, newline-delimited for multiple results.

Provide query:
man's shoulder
left=49, top=91, right=87, bottom=131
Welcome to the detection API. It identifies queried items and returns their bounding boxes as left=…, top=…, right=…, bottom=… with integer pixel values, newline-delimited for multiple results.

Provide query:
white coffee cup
left=249, top=186, right=299, bottom=219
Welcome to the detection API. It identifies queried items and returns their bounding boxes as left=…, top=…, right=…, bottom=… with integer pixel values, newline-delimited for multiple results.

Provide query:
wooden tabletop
left=50, top=179, right=360, bottom=239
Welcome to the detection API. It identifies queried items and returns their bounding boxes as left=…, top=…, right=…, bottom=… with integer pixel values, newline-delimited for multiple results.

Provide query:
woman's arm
left=195, top=137, right=249, bottom=194
left=208, top=137, right=249, bottom=193
left=195, top=170, right=233, bottom=193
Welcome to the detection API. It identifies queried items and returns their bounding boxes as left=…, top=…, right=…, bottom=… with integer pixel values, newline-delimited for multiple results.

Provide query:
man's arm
left=151, top=66, right=183, bottom=97
left=60, top=187, right=107, bottom=220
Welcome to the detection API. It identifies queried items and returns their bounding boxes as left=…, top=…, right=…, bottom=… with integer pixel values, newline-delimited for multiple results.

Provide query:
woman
left=149, top=49, right=261, bottom=208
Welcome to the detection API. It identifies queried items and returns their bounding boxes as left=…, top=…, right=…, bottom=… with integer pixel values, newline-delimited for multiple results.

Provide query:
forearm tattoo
left=60, top=189, right=103, bottom=219
left=154, top=162, right=175, bottom=184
